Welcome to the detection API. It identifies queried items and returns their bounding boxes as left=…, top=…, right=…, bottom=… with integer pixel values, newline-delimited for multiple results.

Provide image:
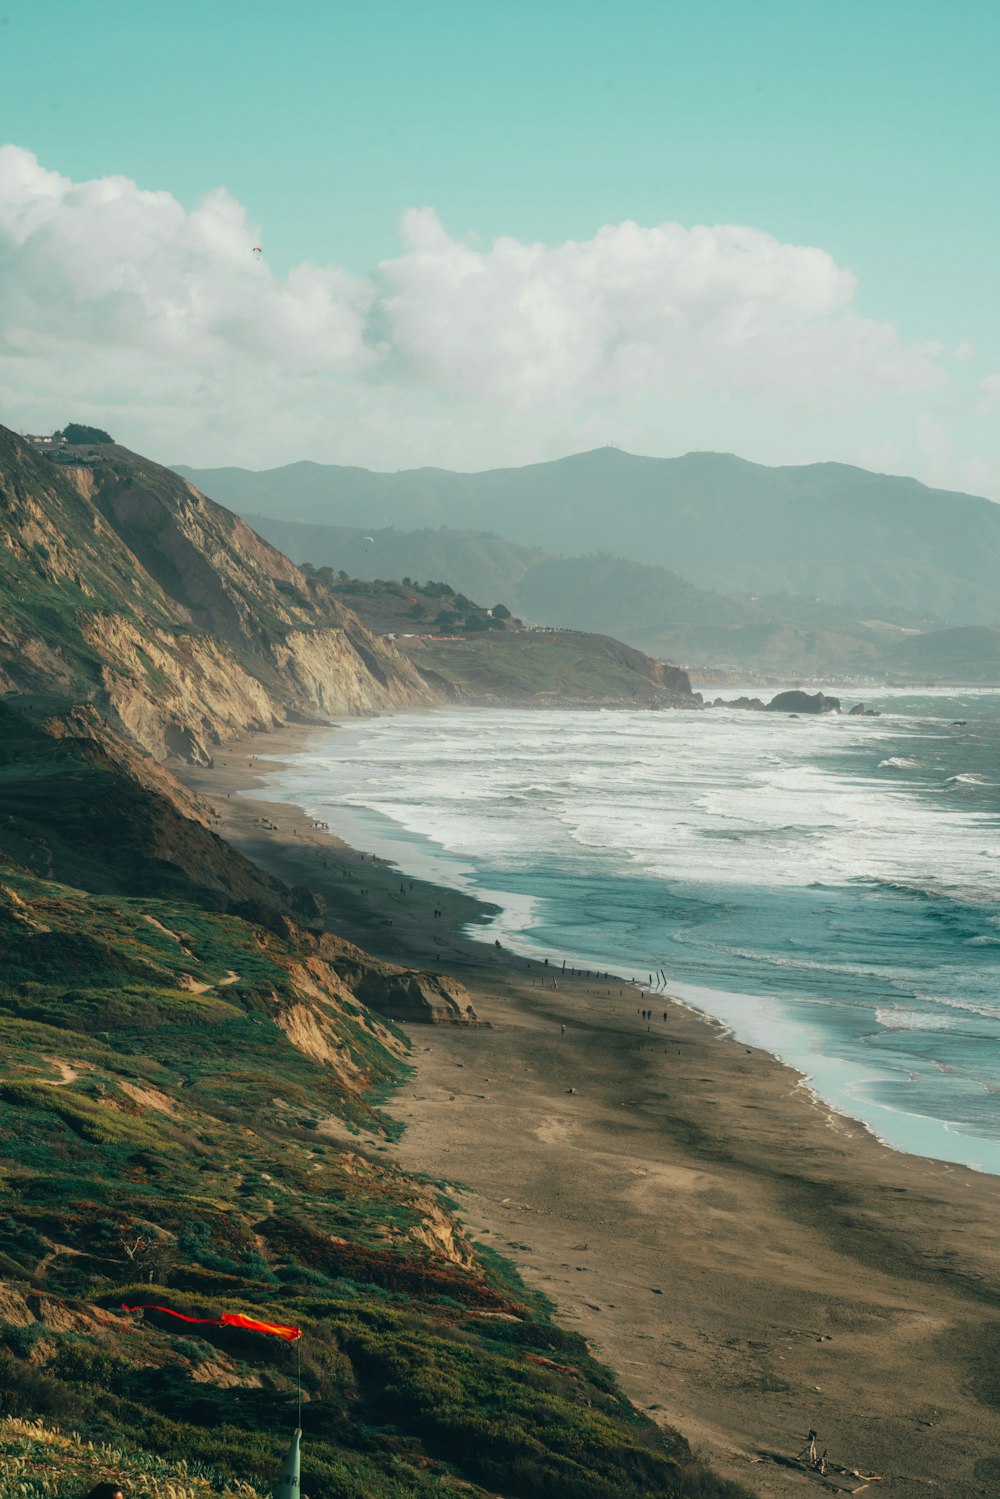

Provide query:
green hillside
left=0, top=704, right=746, bottom=1499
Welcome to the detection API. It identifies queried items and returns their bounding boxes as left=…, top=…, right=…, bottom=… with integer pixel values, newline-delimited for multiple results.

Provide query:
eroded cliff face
left=0, top=427, right=438, bottom=761
left=273, top=919, right=479, bottom=1025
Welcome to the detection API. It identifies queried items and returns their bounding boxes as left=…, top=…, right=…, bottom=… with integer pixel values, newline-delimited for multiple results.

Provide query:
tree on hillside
left=57, top=423, right=114, bottom=445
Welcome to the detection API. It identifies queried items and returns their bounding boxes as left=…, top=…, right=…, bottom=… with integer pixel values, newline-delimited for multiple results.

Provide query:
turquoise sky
left=6, top=0, right=997, bottom=338
left=3, top=0, right=1000, bottom=485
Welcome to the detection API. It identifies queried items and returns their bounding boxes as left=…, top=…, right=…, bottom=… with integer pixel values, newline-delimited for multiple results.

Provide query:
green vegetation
left=0, top=697, right=314, bottom=918
left=296, top=571, right=699, bottom=703
left=0, top=700, right=748, bottom=1498
left=0, top=860, right=748, bottom=1498
left=0, top=1415, right=265, bottom=1498
left=301, top=568, right=520, bottom=637
left=56, top=423, right=115, bottom=445
left=249, top=520, right=934, bottom=677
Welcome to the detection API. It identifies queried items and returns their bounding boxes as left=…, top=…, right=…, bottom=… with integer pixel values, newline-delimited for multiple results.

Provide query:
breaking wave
left=257, top=687, right=1000, bottom=1174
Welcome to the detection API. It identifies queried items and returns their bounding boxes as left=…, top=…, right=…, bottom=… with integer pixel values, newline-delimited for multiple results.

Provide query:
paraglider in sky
left=252, top=246, right=263, bottom=260
left=362, top=536, right=375, bottom=543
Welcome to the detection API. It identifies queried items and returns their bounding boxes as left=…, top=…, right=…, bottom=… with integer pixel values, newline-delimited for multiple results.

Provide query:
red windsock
left=122, top=1303, right=301, bottom=1341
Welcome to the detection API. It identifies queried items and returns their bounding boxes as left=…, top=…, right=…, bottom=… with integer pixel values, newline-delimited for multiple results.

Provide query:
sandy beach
left=181, top=725, right=1000, bottom=1498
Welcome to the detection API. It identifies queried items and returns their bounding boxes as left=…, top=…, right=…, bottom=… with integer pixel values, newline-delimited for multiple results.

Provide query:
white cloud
left=0, top=145, right=961, bottom=473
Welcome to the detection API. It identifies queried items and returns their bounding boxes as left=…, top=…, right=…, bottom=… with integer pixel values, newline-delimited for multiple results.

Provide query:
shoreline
left=179, top=722, right=1000, bottom=1498
left=198, top=714, right=1000, bottom=1179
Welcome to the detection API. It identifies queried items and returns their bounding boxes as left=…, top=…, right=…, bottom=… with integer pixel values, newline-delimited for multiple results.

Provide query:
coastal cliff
left=0, top=429, right=750, bottom=1497
left=0, top=426, right=437, bottom=762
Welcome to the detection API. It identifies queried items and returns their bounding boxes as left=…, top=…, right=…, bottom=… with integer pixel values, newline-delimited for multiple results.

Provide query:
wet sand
left=181, top=726, right=1000, bottom=1498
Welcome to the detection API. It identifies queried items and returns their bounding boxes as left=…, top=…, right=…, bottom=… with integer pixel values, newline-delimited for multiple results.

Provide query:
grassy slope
left=0, top=872, right=747, bottom=1498
left=0, top=709, right=748, bottom=1499
left=0, top=1415, right=266, bottom=1498
left=0, top=698, right=316, bottom=917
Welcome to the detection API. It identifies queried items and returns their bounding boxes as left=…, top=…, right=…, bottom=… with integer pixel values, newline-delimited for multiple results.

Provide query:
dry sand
left=182, top=726, right=1000, bottom=1499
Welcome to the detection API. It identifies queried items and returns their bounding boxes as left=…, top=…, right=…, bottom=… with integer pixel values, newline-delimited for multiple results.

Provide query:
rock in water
left=765, top=690, right=841, bottom=714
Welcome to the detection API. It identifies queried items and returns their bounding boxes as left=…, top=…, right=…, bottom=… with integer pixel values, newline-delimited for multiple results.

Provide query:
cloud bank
left=0, top=145, right=980, bottom=483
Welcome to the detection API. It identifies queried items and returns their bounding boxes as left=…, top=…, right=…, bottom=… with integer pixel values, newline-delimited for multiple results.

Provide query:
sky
left=3, top=0, right=1000, bottom=493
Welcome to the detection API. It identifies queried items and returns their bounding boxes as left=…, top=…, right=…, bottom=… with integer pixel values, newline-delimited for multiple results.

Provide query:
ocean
left=253, top=689, right=1000, bottom=1175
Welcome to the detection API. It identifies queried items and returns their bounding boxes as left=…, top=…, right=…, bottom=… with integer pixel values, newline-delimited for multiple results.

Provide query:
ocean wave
left=720, top=945, right=902, bottom=983
left=878, top=756, right=921, bottom=769
left=945, top=772, right=988, bottom=786
left=865, top=875, right=998, bottom=907
left=875, top=1006, right=960, bottom=1032
left=913, top=991, right=1000, bottom=1022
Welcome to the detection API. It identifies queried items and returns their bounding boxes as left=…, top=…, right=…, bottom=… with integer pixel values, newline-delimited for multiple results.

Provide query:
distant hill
left=884, top=625, right=1000, bottom=682
left=243, top=515, right=547, bottom=606
left=513, top=554, right=912, bottom=675
left=241, top=514, right=922, bottom=676
left=398, top=628, right=696, bottom=707
left=174, top=447, right=1000, bottom=627
left=303, top=571, right=697, bottom=706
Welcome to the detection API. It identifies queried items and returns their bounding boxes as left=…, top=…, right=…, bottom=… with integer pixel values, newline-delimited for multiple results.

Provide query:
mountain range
left=174, top=447, right=1000, bottom=629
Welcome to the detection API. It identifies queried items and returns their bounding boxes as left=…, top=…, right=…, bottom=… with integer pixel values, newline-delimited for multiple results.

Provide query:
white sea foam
left=276, top=706, right=998, bottom=901
left=253, top=697, right=1000, bottom=1174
